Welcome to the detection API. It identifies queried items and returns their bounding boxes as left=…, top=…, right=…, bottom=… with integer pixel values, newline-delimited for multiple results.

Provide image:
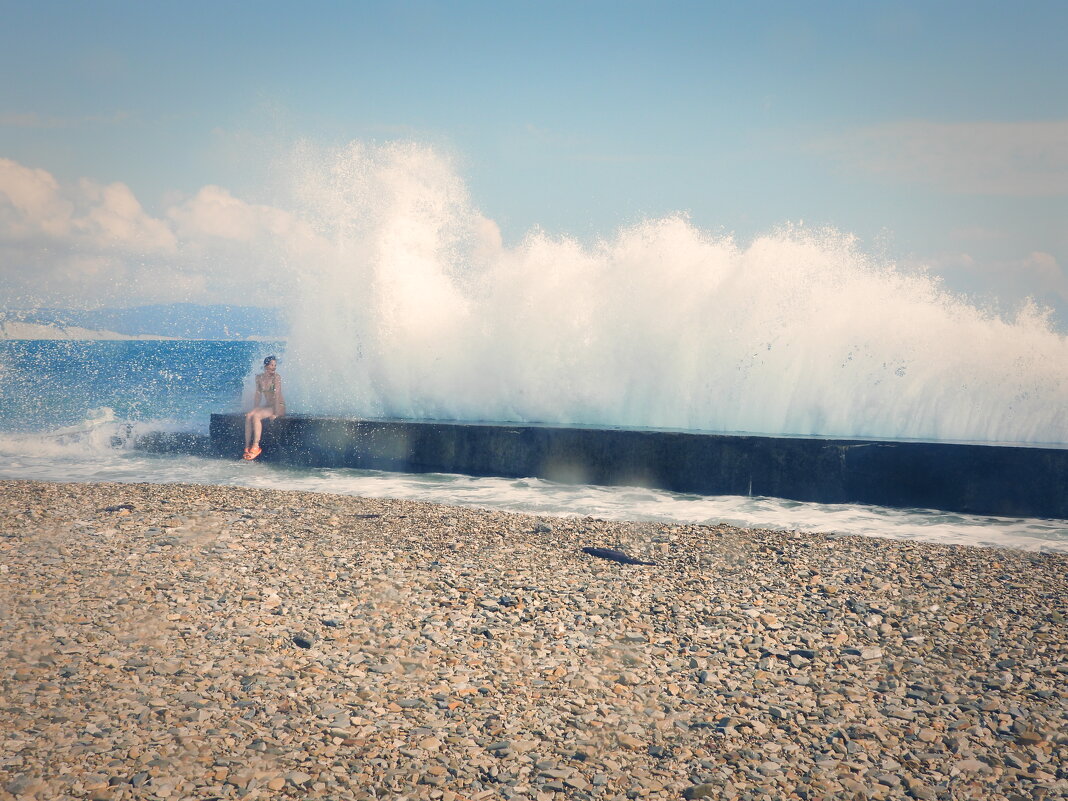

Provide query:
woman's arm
left=273, top=376, right=285, bottom=417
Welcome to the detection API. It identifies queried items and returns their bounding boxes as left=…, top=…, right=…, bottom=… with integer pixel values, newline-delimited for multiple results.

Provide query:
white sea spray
left=280, top=141, right=1068, bottom=445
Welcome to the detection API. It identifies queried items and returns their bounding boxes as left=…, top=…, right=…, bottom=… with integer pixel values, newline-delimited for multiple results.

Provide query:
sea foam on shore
left=1, top=480, right=1065, bottom=800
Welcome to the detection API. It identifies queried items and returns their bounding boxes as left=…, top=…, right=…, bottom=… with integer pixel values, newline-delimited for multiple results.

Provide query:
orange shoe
left=243, top=445, right=262, bottom=461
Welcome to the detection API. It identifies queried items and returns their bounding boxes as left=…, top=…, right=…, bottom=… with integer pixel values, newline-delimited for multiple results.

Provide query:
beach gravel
left=1, top=479, right=1066, bottom=800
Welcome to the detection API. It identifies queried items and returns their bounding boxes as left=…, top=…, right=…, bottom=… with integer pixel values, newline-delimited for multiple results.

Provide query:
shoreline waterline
left=3, top=448, right=1068, bottom=554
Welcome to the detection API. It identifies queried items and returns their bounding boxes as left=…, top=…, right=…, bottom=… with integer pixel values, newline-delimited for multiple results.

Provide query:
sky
left=1, top=0, right=1067, bottom=328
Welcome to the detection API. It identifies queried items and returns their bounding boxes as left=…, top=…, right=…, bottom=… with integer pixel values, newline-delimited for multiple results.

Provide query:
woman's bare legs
left=244, top=408, right=275, bottom=449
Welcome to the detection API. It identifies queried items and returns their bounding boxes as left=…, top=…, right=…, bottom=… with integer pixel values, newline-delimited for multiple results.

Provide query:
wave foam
left=0, top=408, right=194, bottom=458
left=278, top=141, right=1068, bottom=444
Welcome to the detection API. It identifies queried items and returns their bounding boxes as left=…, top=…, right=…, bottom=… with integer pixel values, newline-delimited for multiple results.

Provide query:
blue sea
left=1, top=339, right=1066, bottom=553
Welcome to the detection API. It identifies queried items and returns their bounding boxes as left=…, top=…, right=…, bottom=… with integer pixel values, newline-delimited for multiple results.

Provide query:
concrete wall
left=210, top=414, right=1068, bottom=519
left=134, top=431, right=212, bottom=456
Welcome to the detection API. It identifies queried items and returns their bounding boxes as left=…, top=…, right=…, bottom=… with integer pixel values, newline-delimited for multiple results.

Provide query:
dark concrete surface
left=207, top=413, right=1068, bottom=519
left=133, top=430, right=213, bottom=456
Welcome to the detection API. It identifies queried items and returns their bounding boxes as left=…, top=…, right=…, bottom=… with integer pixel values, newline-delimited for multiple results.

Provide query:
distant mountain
left=0, top=303, right=286, bottom=340
left=0, top=320, right=167, bottom=340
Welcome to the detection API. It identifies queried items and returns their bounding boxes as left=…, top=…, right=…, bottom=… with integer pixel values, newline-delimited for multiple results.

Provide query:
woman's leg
left=251, top=408, right=275, bottom=448
left=244, top=412, right=254, bottom=448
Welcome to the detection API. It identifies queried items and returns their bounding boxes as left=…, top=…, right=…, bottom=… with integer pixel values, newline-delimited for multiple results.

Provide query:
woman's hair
left=263, top=355, right=277, bottom=366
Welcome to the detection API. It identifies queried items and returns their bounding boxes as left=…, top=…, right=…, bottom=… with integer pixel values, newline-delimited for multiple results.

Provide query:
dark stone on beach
left=581, top=547, right=657, bottom=566
left=768, top=706, right=792, bottom=720
left=292, top=633, right=314, bottom=649
left=1015, top=730, right=1045, bottom=746
left=321, top=618, right=341, bottom=627
left=683, top=784, right=717, bottom=799
left=906, top=782, right=937, bottom=801
left=9, top=776, right=48, bottom=797
left=103, top=503, right=135, bottom=512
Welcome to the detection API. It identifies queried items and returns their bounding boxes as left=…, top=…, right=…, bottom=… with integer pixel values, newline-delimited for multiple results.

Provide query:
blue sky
left=1, top=1, right=1066, bottom=326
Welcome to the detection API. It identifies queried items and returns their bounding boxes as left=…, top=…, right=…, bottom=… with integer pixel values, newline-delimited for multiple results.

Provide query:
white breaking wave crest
left=0, top=408, right=192, bottom=458
left=276, top=141, right=1068, bottom=445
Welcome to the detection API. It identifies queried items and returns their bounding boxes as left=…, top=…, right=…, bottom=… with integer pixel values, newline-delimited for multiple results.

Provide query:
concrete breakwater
left=209, top=414, right=1068, bottom=519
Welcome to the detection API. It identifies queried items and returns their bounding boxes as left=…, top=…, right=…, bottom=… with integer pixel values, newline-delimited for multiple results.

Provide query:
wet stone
left=683, top=784, right=718, bottom=799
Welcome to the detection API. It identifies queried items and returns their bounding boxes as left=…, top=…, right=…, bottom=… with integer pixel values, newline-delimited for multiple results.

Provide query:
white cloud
left=167, top=185, right=304, bottom=244
left=0, top=158, right=175, bottom=252
left=0, top=157, right=306, bottom=308
left=75, top=179, right=177, bottom=252
left=819, top=120, right=1068, bottom=196
left=0, top=158, right=74, bottom=239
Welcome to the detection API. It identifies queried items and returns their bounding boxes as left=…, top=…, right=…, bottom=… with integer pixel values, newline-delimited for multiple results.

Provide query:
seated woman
left=243, top=356, right=285, bottom=460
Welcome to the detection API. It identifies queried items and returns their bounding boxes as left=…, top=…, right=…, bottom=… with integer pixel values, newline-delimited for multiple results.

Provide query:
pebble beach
left=1, top=479, right=1065, bottom=801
